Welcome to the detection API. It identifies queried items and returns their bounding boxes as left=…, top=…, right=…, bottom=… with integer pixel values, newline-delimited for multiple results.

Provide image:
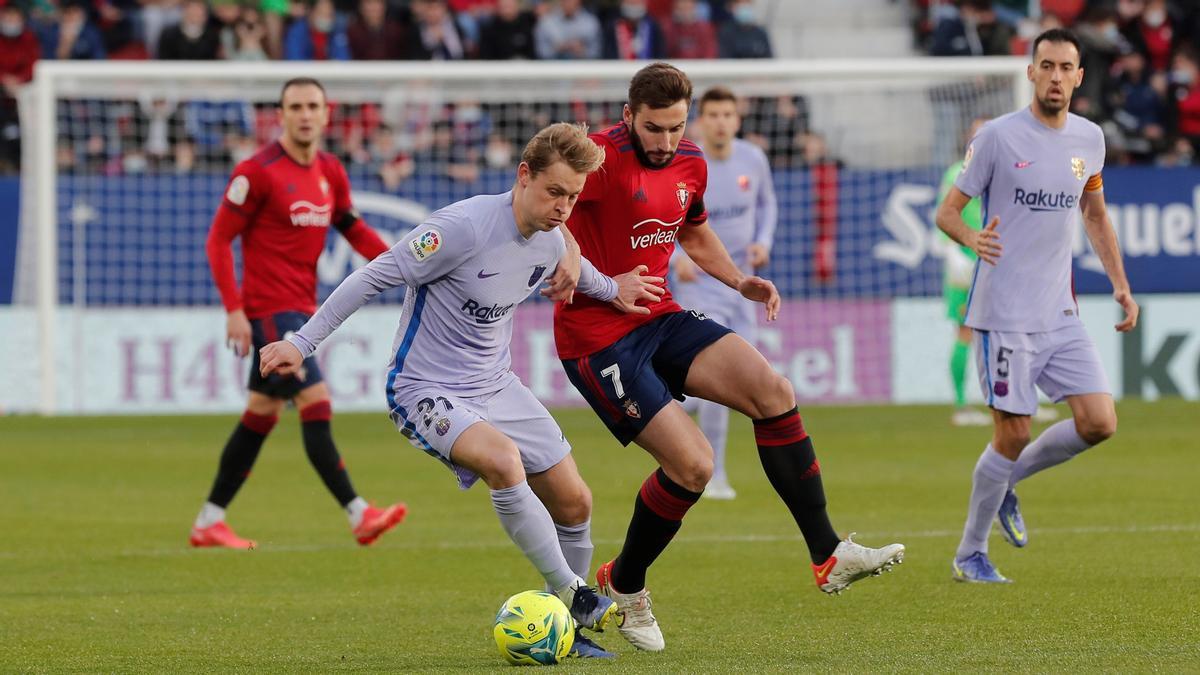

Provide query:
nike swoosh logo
left=1006, top=515, right=1025, bottom=541
left=1014, top=161, right=1034, bottom=169
left=812, top=556, right=838, bottom=585
left=477, top=270, right=500, bottom=279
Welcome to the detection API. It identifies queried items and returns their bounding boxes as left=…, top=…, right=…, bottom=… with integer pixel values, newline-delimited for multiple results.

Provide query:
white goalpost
left=14, top=58, right=1030, bottom=415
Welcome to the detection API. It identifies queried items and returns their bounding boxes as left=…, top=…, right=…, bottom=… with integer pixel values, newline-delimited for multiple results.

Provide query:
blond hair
left=521, top=122, right=605, bottom=177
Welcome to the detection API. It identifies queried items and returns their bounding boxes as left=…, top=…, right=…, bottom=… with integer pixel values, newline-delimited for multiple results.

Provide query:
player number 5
left=600, top=364, right=624, bottom=398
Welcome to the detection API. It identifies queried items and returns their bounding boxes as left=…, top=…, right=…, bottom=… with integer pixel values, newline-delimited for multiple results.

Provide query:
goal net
left=13, top=58, right=1028, bottom=414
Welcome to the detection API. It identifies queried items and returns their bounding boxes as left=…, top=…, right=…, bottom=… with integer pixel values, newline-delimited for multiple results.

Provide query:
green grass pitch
left=2, top=399, right=1197, bottom=672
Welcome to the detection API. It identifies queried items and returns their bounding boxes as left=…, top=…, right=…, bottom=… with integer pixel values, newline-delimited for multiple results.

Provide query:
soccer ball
left=492, top=590, right=574, bottom=665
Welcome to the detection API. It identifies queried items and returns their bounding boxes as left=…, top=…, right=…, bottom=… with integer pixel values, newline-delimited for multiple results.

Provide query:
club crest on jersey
left=622, top=398, right=641, bottom=419
left=1071, top=157, right=1086, bottom=180
left=319, top=177, right=330, bottom=195
left=738, top=175, right=751, bottom=191
left=676, top=182, right=689, bottom=208
left=226, top=175, right=249, bottom=206
left=409, top=229, right=442, bottom=261
left=527, top=265, right=547, bottom=288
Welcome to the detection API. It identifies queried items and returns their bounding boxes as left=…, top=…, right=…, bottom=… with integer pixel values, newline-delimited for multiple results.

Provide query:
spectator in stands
left=222, top=5, right=270, bottom=60
left=479, top=0, right=536, bottom=60
left=404, top=0, right=468, bottom=59
left=96, top=0, right=144, bottom=58
left=741, top=95, right=809, bottom=168
left=412, top=117, right=480, bottom=183
left=535, top=0, right=601, bottom=59
left=602, top=0, right=666, bottom=60
left=665, top=0, right=717, bottom=60
left=1126, top=0, right=1174, bottom=73
left=1169, top=47, right=1200, bottom=157
left=365, top=123, right=415, bottom=190
left=1, top=1, right=39, bottom=172
left=132, top=95, right=186, bottom=172
left=141, top=0, right=184, bottom=58
left=183, top=99, right=255, bottom=167
left=285, top=0, right=351, bottom=59
left=929, top=0, right=1012, bottom=57
left=1073, top=7, right=1126, bottom=122
left=158, top=0, right=221, bottom=60
left=40, top=0, right=107, bottom=60
left=347, top=0, right=406, bottom=59
left=260, top=0, right=289, bottom=58
left=1110, top=46, right=1167, bottom=163
left=717, top=0, right=772, bottom=59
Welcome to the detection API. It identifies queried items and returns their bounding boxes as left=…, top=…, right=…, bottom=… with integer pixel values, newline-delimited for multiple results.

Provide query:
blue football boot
left=952, top=551, right=1012, bottom=583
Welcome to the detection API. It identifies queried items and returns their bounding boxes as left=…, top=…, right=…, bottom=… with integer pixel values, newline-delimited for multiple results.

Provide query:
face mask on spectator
left=621, top=4, right=646, bottom=20
left=312, top=16, right=334, bottom=32
left=181, top=22, right=205, bottom=39
left=733, top=5, right=756, bottom=24
left=1171, top=68, right=1194, bottom=85
left=1102, top=23, right=1120, bottom=41
left=0, top=20, right=23, bottom=37
left=1144, top=9, right=1166, bottom=28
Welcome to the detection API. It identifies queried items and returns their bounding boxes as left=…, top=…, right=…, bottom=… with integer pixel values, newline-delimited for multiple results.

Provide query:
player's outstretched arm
left=936, top=186, right=1001, bottom=265
left=609, top=264, right=666, bottom=315
left=678, top=221, right=780, bottom=320
left=1080, top=189, right=1138, bottom=332
left=267, top=252, right=408, bottom=372
left=541, top=223, right=581, bottom=304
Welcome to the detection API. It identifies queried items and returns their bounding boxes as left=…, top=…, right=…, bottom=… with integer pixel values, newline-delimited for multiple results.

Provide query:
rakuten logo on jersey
left=462, top=299, right=515, bottom=325
left=1013, top=188, right=1078, bottom=212
left=290, top=201, right=332, bottom=227
left=630, top=216, right=683, bottom=250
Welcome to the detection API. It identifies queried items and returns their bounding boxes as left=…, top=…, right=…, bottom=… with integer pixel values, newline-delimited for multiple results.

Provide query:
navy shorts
left=561, top=310, right=733, bottom=446
left=248, top=311, right=324, bottom=399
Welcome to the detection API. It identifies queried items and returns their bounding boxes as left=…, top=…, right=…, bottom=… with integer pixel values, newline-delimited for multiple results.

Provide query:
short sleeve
left=685, top=158, right=708, bottom=224
left=388, top=205, right=480, bottom=287
left=577, top=138, right=614, bottom=204
left=953, top=124, right=995, bottom=199
left=325, top=154, right=356, bottom=217
left=220, top=160, right=268, bottom=218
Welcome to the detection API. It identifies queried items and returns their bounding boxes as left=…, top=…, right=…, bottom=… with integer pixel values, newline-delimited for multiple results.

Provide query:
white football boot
left=812, top=534, right=905, bottom=594
left=595, top=560, right=665, bottom=652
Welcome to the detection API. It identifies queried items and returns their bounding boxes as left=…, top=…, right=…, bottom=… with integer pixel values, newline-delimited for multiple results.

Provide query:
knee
left=994, top=431, right=1031, bottom=459
left=555, top=485, right=593, bottom=526
left=1077, top=413, right=1117, bottom=445
left=750, top=372, right=796, bottom=419
left=478, top=439, right=526, bottom=488
left=672, top=455, right=713, bottom=493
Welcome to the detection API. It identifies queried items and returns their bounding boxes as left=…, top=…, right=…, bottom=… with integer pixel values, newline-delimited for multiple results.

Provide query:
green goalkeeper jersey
left=938, top=160, right=982, bottom=261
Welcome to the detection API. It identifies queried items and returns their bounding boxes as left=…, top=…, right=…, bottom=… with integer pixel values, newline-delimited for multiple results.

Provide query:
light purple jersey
left=955, top=107, right=1105, bottom=333
left=286, top=190, right=617, bottom=407
left=675, top=138, right=777, bottom=308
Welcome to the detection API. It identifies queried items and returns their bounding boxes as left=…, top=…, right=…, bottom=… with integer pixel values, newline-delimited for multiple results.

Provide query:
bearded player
left=555, top=63, right=905, bottom=652
left=190, top=78, right=406, bottom=550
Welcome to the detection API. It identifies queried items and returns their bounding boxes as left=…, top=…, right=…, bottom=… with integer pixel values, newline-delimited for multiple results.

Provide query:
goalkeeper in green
left=938, top=118, right=990, bottom=427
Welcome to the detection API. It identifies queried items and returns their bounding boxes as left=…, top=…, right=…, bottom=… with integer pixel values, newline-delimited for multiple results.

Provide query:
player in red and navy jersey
left=189, top=78, right=406, bottom=550
left=556, top=64, right=906, bottom=651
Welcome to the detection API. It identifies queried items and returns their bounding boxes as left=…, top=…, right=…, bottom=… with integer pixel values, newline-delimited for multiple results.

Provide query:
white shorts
left=389, top=377, right=571, bottom=490
left=973, top=324, right=1111, bottom=416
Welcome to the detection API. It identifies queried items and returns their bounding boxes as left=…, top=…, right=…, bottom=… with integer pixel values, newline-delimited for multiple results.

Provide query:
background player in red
left=556, top=64, right=906, bottom=651
left=189, top=78, right=406, bottom=550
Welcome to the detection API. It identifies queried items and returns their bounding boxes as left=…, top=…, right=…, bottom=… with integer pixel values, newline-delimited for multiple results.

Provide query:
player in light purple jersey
left=671, top=86, right=777, bottom=500
left=259, top=123, right=666, bottom=657
left=936, top=29, right=1139, bottom=584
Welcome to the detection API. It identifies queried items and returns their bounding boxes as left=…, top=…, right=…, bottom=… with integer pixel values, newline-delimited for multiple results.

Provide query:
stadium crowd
left=0, top=0, right=781, bottom=174
left=917, top=0, right=1200, bottom=165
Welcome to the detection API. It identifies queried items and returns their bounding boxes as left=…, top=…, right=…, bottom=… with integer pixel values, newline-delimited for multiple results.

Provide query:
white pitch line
left=72, top=521, right=1199, bottom=559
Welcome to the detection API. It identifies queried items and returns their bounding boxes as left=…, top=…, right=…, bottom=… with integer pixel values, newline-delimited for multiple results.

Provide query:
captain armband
left=333, top=209, right=361, bottom=233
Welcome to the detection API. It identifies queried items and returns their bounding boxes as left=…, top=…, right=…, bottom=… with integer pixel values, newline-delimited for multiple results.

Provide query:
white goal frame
left=21, top=57, right=1030, bottom=414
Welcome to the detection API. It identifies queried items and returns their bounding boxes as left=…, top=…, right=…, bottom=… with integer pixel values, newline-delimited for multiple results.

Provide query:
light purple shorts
left=973, top=323, right=1111, bottom=416
left=389, top=376, right=571, bottom=489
